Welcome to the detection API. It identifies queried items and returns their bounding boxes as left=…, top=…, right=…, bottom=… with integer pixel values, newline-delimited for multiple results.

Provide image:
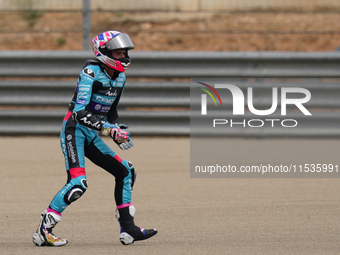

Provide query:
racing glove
left=114, top=123, right=134, bottom=150
left=101, top=123, right=133, bottom=150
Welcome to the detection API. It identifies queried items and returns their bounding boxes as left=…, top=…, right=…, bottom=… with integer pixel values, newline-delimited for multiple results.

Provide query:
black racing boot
left=115, top=205, right=157, bottom=245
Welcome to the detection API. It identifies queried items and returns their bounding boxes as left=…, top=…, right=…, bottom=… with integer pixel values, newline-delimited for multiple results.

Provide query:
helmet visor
left=105, top=33, right=134, bottom=51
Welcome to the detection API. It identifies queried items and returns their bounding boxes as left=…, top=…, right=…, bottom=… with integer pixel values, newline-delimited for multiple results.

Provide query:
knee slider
left=64, top=177, right=88, bottom=205
left=66, top=188, right=83, bottom=203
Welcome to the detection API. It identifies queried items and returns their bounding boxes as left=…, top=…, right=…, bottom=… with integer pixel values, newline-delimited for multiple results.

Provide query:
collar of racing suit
left=101, top=65, right=120, bottom=80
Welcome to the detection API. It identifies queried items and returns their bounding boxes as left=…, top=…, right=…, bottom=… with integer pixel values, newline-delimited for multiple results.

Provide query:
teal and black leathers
left=49, top=60, right=136, bottom=213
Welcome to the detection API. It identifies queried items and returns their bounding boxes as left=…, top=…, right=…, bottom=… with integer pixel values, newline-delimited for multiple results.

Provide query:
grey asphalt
left=0, top=137, right=339, bottom=255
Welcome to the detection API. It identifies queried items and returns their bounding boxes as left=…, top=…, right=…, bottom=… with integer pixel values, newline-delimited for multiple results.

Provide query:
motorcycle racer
left=32, top=31, right=157, bottom=246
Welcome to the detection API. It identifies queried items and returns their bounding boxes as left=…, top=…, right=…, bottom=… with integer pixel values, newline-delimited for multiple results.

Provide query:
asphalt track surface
left=1, top=136, right=340, bottom=255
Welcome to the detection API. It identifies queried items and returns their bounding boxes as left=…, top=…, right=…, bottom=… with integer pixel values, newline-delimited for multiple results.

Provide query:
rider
left=32, top=30, right=158, bottom=246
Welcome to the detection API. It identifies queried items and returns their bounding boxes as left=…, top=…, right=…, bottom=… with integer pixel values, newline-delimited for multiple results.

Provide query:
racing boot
left=115, top=204, right=157, bottom=245
left=32, top=209, right=68, bottom=247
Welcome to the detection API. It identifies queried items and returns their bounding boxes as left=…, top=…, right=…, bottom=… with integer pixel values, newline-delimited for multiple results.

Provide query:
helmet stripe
left=98, top=33, right=104, bottom=40
left=105, top=32, right=111, bottom=39
left=110, top=31, right=121, bottom=38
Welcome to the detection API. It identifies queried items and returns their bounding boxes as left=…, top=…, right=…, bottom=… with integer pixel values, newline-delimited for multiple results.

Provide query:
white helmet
left=92, top=30, right=134, bottom=72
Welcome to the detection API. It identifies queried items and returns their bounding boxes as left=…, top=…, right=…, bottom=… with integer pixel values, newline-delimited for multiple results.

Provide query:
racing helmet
left=92, top=31, right=134, bottom=72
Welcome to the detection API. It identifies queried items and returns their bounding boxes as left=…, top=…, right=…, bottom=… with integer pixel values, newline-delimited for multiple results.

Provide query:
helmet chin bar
left=102, top=57, right=131, bottom=78
left=98, top=52, right=131, bottom=73
left=117, top=56, right=131, bottom=66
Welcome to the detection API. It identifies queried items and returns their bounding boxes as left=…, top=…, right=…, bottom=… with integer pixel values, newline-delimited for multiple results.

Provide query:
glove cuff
left=101, top=123, right=118, bottom=137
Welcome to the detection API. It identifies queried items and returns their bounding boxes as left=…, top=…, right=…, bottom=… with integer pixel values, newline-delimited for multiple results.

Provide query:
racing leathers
left=48, top=60, right=136, bottom=213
